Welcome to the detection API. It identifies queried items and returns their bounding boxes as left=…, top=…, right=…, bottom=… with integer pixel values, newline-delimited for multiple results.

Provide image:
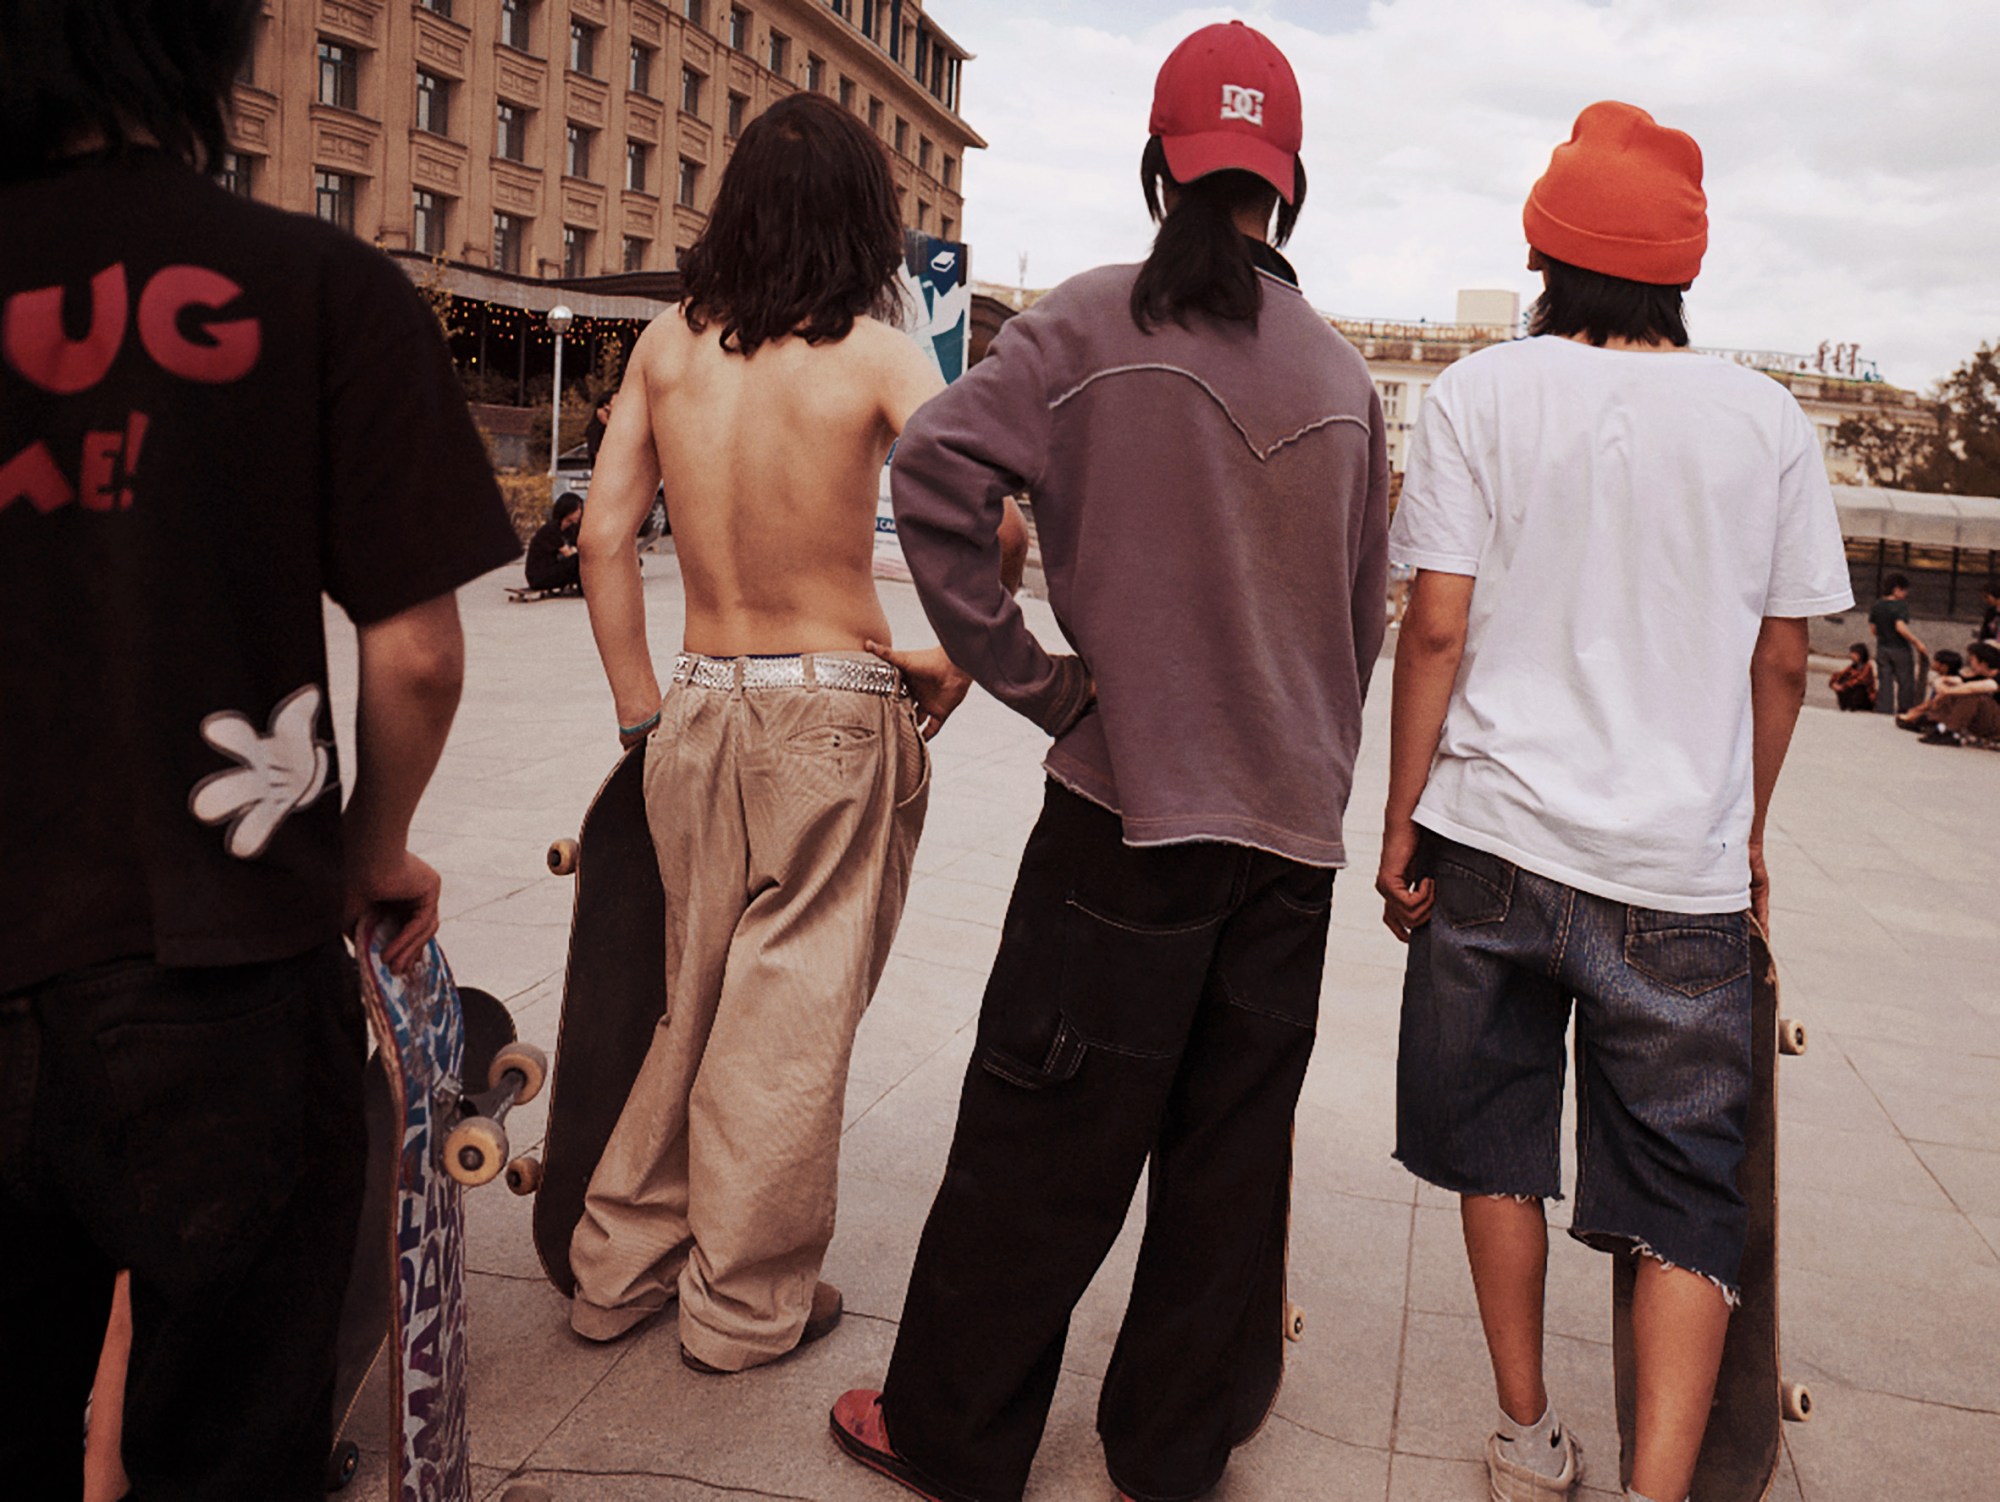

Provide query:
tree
left=1927, top=341, right=2000, bottom=497
left=1831, top=412, right=1938, bottom=488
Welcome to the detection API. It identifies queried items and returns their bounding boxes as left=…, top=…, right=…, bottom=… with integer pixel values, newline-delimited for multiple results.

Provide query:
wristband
left=619, top=710, right=662, bottom=738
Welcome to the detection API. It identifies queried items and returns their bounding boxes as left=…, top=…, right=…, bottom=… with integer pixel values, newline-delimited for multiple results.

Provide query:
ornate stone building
left=225, top=0, right=983, bottom=280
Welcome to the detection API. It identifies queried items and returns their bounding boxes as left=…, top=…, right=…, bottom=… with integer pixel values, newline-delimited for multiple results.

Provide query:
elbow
left=1400, top=619, right=1466, bottom=662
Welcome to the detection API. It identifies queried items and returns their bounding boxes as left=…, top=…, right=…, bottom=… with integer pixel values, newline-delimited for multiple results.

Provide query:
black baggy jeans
left=881, top=781, right=1333, bottom=1502
left=0, top=943, right=365, bottom=1502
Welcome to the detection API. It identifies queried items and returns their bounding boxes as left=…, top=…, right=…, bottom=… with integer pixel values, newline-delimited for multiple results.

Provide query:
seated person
left=1896, top=648, right=1963, bottom=729
left=526, top=492, right=585, bottom=593
left=1919, top=642, right=2000, bottom=745
left=1829, top=641, right=1875, bottom=711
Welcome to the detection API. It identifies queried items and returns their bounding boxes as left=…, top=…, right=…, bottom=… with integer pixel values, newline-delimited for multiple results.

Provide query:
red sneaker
left=829, top=1389, right=964, bottom=1502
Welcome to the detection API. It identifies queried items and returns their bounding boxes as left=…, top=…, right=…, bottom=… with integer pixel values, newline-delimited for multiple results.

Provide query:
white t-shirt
left=1389, top=336, right=1854, bottom=913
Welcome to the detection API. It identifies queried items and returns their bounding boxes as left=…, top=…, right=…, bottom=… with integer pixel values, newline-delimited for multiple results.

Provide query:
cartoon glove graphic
left=190, top=684, right=333, bottom=858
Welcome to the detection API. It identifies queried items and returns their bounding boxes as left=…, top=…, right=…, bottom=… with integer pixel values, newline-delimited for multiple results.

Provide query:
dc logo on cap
left=1220, top=85, right=1264, bottom=126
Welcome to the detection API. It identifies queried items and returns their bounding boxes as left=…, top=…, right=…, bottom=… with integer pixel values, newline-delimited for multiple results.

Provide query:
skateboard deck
left=329, top=982, right=516, bottom=1493
left=335, top=922, right=547, bottom=1501
left=529, top=746, right=667, bottom=1295
left=506, top=584, right=581, bottom=604
left=1609, top=926, right=1810, bottom=1502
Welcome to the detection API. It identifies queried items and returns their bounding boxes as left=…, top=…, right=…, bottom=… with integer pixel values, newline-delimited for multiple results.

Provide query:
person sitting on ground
left=1829, top=642, right=1875, bottom=711
left=525, top=493, right=584, bottom=594
left=1917, top=642, right=2000, bottom=746
left=1895, top=648, right=1963, bottom=730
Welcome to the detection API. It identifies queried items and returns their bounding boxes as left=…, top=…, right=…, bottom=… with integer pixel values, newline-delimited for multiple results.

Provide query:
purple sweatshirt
left=891, top=255, right=1389, bottom=867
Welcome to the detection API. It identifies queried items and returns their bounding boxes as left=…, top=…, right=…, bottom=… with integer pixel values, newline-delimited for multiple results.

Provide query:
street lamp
left=546, top=303, right=574, bottom=477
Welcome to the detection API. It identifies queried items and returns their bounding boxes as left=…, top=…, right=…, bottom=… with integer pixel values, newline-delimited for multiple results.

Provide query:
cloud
left=951, top=0, right=2000, bottom=389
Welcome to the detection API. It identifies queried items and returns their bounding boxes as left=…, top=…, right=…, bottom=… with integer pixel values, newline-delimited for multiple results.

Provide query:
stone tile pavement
left=326, top=556, right=2000, bottom=1501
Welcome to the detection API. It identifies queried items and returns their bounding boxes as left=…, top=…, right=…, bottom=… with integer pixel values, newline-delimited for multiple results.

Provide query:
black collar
left=1247, top=238, right=1300, bottom=288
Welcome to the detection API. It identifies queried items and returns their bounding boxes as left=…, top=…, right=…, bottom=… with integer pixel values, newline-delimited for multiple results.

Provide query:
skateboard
left=1609, top=925, right=1812, bottom=1502
left=505, top=584, right=581, bottom=604
left=520, top=746, right=666, bottom=1294
left=328, top=919, right=547, bottom=1500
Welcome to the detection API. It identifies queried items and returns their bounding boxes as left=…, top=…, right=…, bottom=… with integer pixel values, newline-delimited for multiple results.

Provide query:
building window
left=806, top=53, right=825, bottom=92
left=569, top=20, right=598, bottom=76
left=626, top=141, right=651, bottom=192
left=316, top=41, right=358, bottom=110
left=215, top=151, right=255, bottom=197
left=413, top=189, right=448, bottom=255
left=500, top=0, right=534, bottom=53
left=867, top=98, right=882, bottom=135
left=682, top=0, right=706, bottom=26
left=830, top=0, right=847, bottom=15
left=941, top=154, right=955, bottom=189
left=314, top=169, right=356, bottom=231
left=1375, top=381, right=1406, bottom=422
left=419, top=0, right=452, bottom=14
left=623, top=235, right=649, bottom=271
left=729, top=6, right=749, bottom=51
left=237, top=35, right=257, bottom=86
left=893, top=116, right=907, bottom=156
left=496, top=101, right=529, bottom=162
left=861, top=0, right=877, bottom=42
left=677, top=157, right=700, bottom=208
left=629, top=43, right=655, bottom=95
left=493, top=212, right=525, bottom=273
left=838, top=75, right=855, bottom=110
left=726, top=91, right=748, bottom=138
left=415, top=70, right=451, bottom=136
left=940, top=214, right=954, bottom=241
left=889, top=0, right=903, bottom=62
left=918, top=136, right=932, bottom=174
left=916, top=200, right=930, bottom=232
left=566, top=123, right=594, bottom=178
left=767, top=30, right=789, bottom=75
left=563, top=226, right=592, bottom=278
left=681, top=66, right=704, bottom=116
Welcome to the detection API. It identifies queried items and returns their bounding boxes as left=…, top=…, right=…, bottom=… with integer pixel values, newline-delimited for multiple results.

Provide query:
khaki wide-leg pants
left=569, top=653, right=928, bottom=1368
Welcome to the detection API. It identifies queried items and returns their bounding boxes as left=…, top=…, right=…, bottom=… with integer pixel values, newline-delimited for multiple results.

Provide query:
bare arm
left=345, top=594, right=464, bottom=971
left=1376, top=571, right=1474, bottom=941
left=1896, top=617, right=1928, bottom=657
left=1748, top=616, right=1809, bottom=935
left=580, top=326, right=667, bottom=746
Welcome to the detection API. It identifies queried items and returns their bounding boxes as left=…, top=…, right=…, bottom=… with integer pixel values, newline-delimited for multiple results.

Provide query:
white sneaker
left=1485, top=1424, right=1582, bottom=1500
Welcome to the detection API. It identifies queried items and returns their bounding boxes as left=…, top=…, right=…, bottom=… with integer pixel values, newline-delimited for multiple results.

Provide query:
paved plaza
left=328, top=556, right=2000, bottom=1502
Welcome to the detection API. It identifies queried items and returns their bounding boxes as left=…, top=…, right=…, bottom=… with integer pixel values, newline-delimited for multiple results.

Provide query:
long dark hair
left=1130, top=135, right=1306, bottom=334
left=1529, top=253, right=1690, bottom=348
left=679, top=93, right=905, bottom=357
left=0, top=0, right=256, bottom=182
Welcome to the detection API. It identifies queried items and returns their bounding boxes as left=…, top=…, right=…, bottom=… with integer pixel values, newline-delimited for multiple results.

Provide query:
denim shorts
left=1394, top=834, right=1753, bottom=1296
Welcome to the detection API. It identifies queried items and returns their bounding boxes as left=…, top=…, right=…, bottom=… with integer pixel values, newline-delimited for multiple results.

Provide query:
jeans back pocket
left=1623, top=908, right=1750, bottom=998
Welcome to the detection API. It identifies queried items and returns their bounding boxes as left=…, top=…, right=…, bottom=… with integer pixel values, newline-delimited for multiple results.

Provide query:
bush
left=497, top=472, right=553, bottom=543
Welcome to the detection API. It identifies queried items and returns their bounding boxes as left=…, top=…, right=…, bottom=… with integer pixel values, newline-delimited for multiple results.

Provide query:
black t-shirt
left=1868, top=597, right=1910, bottom=648
left=1, top=151, right=520, bottom=994
left=1982, top=603, right=1999, bottom=644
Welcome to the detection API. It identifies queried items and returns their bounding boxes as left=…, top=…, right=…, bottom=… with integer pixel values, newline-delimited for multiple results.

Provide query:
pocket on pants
left=1623, top=908, right=1749, bottom=997
left=1435, top=842, right=1515, bottom=928
left=893, top=700, right=931, bottom=810
left=1056, top=896, right=1224, bottom=1059
left=95, top=982, right=311, bottom=1283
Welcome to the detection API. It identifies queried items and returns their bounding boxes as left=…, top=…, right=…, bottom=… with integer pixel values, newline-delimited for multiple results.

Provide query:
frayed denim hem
left=1573, top=1227, right=1742, bottom=1308
left=1390, top=1151, right=1566, bottom=1205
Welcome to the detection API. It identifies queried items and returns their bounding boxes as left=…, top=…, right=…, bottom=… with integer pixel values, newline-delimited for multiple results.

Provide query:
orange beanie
left=1523, top=101, right=1707, bottom=286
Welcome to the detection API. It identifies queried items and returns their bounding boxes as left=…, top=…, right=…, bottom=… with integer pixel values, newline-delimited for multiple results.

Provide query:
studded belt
left=671, top=652, right=904, bottom=697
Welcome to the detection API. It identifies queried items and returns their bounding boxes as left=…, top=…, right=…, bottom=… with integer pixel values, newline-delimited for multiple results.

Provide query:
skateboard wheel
left=324, top=1439, right=360, bottom=1492
left=505, top=1155, right=544, bottom=1195
left=490, top=1041, right=549, bottom=1104
left=547, top=838, right=580, bottom=876
left=444, top=1115, right=509, bottom=1187
left=1778, top=1016, right=1808, bottom=1055
left=1781, top=1379, right=1813, bottom=1422
left=1285, top=1303, right=1306, bottom=1342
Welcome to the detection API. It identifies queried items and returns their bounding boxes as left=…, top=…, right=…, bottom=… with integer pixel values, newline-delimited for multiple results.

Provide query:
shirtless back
left=626, top=310, right=938, bottom=657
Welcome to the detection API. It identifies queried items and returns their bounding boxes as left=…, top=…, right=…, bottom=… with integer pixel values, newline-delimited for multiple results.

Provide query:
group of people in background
left=1834, top=575, right=2000, bottom=746
left=5, top=9, right=1873, bottom=1502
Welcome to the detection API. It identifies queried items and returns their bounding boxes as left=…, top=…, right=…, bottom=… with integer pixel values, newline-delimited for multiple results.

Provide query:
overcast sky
left=943, top=0, right=2000, bottom=392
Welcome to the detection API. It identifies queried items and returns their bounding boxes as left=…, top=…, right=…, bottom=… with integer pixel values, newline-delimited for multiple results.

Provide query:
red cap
left=1149, top=21, right=1303, bottom=204
left=1523, top=101, right=1708, bottom=286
